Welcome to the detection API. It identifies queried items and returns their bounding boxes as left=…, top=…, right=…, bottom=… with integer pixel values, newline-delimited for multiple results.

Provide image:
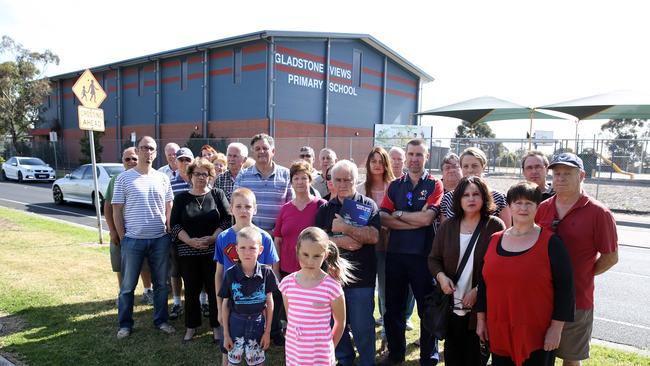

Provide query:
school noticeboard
left=373, top=124, right=433, bottom=149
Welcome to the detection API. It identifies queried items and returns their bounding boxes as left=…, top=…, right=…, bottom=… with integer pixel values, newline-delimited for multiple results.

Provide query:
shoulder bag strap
left=452, top=216, right=486, bottom=283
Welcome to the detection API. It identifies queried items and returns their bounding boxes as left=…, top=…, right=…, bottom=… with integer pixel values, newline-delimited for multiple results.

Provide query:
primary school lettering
left=275, top=52, right=358, bottom=96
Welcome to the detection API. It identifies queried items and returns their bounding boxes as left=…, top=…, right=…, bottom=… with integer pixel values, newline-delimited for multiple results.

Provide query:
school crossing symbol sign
left=72, top=69, right=107, bottom=109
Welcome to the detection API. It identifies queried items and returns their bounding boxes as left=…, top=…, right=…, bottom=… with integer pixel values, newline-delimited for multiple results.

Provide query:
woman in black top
left=171, top=157, right=231, bottom=342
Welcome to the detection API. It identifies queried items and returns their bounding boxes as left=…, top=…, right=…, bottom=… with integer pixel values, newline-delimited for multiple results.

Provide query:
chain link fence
left=3, top=135, right=650, bottom=212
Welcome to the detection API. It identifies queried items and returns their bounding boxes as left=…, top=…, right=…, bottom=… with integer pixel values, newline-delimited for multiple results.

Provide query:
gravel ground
left=484, top=175, right=650, bottom=213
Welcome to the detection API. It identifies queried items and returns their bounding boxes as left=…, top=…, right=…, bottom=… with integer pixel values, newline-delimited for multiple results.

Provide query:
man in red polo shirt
left=535, top=152, right=618, bottom=366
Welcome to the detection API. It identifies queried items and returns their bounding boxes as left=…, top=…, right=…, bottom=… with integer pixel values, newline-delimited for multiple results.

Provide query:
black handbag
left=422, top=217, right=486, bottom=339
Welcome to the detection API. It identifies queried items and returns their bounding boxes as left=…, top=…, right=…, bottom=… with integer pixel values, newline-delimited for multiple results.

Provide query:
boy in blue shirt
left=215, top=188, right=280, bottom=364
left=219, top=227, right=277, bottom=366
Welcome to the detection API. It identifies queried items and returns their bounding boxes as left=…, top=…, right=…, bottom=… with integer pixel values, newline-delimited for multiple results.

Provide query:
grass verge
left=0, top=207, right=648, bottom=365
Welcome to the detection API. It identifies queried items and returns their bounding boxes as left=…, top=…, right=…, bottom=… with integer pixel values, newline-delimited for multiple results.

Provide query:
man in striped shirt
left=233, top=134, right=293, bottom=233
left=112, top=136, right=175, bottom=339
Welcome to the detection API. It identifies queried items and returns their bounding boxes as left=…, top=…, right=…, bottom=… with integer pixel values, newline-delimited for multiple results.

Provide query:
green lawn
left=0, top=207, right=648, bottom=365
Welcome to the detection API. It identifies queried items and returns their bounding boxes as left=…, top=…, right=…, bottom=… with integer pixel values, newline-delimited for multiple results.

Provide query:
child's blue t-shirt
left=214, top=226, right=279, bottom=278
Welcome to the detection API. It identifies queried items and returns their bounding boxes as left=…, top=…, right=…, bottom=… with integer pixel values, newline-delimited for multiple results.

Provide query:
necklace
left=508, top=227, right=537, bottom=237
left=194, top=193, right=207, bottom=210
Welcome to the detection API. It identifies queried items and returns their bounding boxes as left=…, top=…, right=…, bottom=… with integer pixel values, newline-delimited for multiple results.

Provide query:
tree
left=79, top=131, right=104, bottom=164
left=454, top=119, right=495, bottom=139
left=600, top=118, right=649, bottom=170
left=0, top=36, right=59, bottom=154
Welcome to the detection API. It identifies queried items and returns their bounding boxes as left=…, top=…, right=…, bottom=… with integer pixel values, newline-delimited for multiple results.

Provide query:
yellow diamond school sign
left=72, top=69, right=106, bottom=108
left=72, top=69, right=106, bottom=131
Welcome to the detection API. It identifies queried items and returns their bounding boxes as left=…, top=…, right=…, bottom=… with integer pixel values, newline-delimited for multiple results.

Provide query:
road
left=0, top=180, right=106, bottom=230
left=0, top=180, right=649, bottom=351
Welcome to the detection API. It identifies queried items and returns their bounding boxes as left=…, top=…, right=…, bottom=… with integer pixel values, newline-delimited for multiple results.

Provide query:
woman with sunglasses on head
left=475, top=181, right=574, bottom=366
left=428, top=176, right=506, bottom=366
left=170, top=158, right=232, bottom=343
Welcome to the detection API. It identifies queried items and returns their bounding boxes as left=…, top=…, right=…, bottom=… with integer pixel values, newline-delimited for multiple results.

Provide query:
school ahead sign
left=72, top=69, right=106, bottom=132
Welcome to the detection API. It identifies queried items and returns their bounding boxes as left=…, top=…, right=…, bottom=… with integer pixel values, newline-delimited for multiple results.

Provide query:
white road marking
left=0, top=198, right=97, bottom=218
left=595, top=316, right=650, bottom=331
left=607, top=270, right=650, bottom=280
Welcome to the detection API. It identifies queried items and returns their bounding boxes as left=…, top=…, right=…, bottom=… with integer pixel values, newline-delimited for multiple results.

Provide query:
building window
left=233, top=47, right=242, bottom=85
left=138, top=66, right=144, bottom=96
left=353, top=49, right=362, bottom=88
left=47, top=95, right=51, bottom=108
left=180, top=58, right=189, bottom=90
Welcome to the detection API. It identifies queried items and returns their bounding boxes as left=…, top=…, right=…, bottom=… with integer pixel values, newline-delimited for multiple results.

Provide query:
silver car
left=1, top=156, right=56, bottom=182
left=52, top=163, right=124, bottom=208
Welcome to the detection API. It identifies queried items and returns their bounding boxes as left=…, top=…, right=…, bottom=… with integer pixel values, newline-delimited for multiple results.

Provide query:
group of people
left=107, top=134, right=618, bottom=366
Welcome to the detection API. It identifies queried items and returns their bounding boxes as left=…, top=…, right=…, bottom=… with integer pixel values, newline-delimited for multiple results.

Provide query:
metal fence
left=3, top=136, right=650, bottom=212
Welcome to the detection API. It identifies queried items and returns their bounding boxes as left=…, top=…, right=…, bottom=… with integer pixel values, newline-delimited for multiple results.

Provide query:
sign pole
left=72, top=69, right=108, bottom=245
left=88, top=130, right=104, bottom=244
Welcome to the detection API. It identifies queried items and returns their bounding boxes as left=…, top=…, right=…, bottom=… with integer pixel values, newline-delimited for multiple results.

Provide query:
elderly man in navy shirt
left=379, top=139, right=444, bottom=366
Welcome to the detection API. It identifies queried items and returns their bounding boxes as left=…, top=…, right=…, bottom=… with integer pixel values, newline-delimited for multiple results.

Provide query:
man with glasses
left=315, top=159, right=380, bottom=366
left=440, top=153, right=462, bottom=193
left=104, top=147, right=154, bottom=306
left=379, top=139, right=444, bottom=366
left=112, top=136, right=175, bottom=339
left=215, top=142, right=248, bottom=201
left=158, top=142, right=180, bottom=180
left=522, top=150, right=555, bottom=200
left=535, top=153, right=618, bottom=366
left=168, top=147, right=194, bottom=320
left=298, top=146, right=315, bottom=166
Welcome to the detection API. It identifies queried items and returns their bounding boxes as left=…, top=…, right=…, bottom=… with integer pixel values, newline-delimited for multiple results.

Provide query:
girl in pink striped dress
left=279, top=227, right=354, bottom=366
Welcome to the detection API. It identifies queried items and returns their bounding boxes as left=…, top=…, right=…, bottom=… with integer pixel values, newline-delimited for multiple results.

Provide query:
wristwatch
left=395, top=210, right=403, bottom=219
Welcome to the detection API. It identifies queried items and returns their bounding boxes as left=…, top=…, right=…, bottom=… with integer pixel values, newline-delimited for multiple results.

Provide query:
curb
left=592, top=338, right=650, bottom=357
left=0, top=355, right=15, bottom=366
left=616, top=220, right=650, bottom=229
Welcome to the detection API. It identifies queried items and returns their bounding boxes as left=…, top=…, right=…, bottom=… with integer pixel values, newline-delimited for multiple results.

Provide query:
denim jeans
left=118, top=235, right=170, bottom=329
left=335, top=286, right=376, bottom=366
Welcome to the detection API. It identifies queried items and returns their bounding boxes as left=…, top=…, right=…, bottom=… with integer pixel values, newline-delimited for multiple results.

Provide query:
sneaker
left=157, top=322, right=176, bottom=335
left=405, top=319, right=414, bottom=331
left=201, top=303, right=210, bottom=318
left=169, top=304, right=183, bottom=320
left=116, top=327, right=131, bottom=339
left=141, top=290, right=154, bottom=305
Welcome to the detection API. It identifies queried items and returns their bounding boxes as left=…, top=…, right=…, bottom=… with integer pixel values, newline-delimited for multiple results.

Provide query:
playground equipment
left=597, top=153, right=635, bottom=179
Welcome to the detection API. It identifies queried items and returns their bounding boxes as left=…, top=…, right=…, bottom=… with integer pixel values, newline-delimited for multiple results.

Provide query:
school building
left=34, top=31, right=433, bottom=165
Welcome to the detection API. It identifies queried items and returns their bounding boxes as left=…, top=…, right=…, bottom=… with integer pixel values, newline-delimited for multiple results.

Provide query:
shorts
left=169, top=246, right=180, bottom=278
left=110, top=241, right=149, bottom=273
left=557, top=308, right=593, bottom=361
left=227, top=312, right=266, bottom=365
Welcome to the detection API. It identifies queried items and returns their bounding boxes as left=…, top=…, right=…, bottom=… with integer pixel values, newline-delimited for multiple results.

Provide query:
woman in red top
left=476, top=182, right=575, bottom=366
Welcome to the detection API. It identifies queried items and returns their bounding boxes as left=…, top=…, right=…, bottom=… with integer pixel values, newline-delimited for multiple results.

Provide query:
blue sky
left=2, top=0, right=648, bottom=141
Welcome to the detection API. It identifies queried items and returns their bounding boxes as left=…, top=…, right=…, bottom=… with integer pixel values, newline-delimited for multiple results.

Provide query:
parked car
left=52, top=163, right=124, bottom=209
left=1, top=157, right=56, bottom=183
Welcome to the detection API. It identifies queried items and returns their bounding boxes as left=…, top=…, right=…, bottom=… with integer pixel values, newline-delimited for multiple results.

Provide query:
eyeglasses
left=299, top=154, right=312, bottom=158
left=178, top=157, right=192, bottom=163
left=192, top=172, right=209, bottom=178
left=124, top=157, right=138, bottom=162
left=452, top=297, right=472, bottom=311
left=333, top=178, right=353, bottom=185
left=406, top=191, right=413, bottom=207
left=138, top=146, right=155, bottom=152
left=551, top=218, right=561, bottom=232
